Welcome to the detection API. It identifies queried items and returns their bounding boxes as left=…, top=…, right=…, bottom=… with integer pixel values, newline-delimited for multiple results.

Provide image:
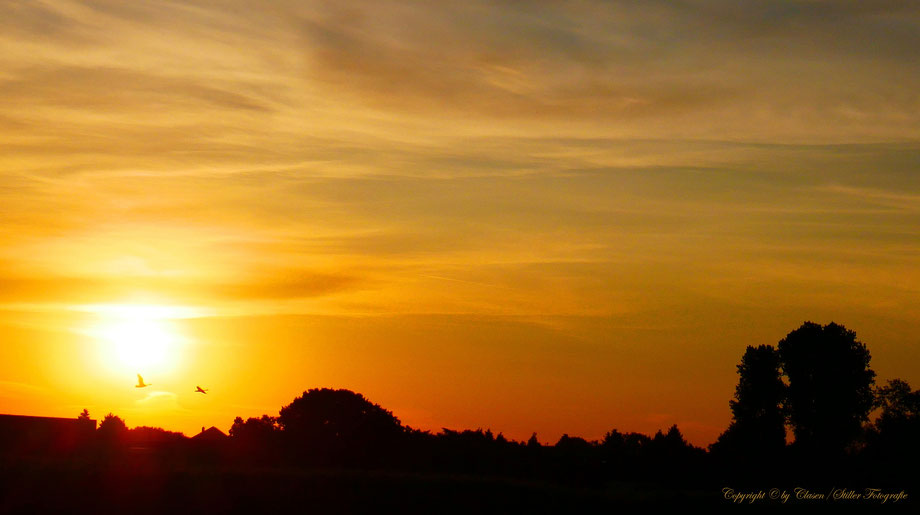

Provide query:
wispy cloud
left=819, top=184, right=920, bottom=212
left=0, top=380, right=47, bottom=398
left=0, top=269, right=365, bottom=304
left=136, top=390, right=183, bottom=411
left=0, top=1, right=917, bottom=317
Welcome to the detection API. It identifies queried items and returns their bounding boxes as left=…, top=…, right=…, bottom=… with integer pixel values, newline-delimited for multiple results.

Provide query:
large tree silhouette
left=712, top=345, right=785, bottom=457
left=277, top=388, right=405, bottom=465
left=777, top=321, right=875, bottom=455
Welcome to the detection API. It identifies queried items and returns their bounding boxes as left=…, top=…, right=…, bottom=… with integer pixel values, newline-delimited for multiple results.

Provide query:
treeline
left=26, top=320, right=920, bottom=487
left=225, top=388, right=705, bottom=485
left=80, top=388, right=705, bottom=486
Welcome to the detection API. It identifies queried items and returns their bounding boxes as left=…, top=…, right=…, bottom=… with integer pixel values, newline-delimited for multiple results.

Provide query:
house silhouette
left=0, top=413, right=96, bottom=458
left=193, top=426, right=228, bottom=442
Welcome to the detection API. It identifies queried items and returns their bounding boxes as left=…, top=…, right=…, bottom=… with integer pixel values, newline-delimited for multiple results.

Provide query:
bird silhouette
left=195, top=386, right=208, bottom=394
left=135, top=374, right=151, bottom=388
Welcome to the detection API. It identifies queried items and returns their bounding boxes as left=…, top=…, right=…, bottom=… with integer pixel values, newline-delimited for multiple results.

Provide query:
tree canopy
left=712, top=344, right=786, bottom=457
left=97, top=413, right=128, bottom=441
left=277, top=388, right=406, bottom=464
left=777, top=321, right=875, bottom=455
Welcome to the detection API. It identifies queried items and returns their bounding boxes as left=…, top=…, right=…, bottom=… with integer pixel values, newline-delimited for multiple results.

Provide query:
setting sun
left=84, top=305, right=187, bottom=378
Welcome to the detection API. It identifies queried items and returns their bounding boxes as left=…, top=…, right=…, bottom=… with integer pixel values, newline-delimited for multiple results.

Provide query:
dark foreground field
left=1, top=463, right=719, bottom=514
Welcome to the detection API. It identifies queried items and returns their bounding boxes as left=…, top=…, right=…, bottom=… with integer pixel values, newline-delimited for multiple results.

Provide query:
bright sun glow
left=100, top=317, right=173, bottom=370
left=84, top=304, right=192, bottom=377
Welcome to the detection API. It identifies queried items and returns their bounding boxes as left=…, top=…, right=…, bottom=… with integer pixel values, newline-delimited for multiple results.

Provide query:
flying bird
left=195, top=386, right=208, bottom=394
left=135, top=374, right=151, bottom=388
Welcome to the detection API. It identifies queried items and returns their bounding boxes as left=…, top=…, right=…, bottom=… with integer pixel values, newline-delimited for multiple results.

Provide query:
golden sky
left=1, top=0, right=919, bottom=445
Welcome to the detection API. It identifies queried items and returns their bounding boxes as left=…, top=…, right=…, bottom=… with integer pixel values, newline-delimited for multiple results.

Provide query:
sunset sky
left=1, top=0, right=919, bottom=445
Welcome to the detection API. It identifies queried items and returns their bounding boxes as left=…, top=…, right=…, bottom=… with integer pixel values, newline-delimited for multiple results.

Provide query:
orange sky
left=1, top=1, right=919, bottom=446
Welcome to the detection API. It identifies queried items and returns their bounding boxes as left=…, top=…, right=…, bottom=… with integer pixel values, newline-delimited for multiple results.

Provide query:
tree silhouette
left=230, top=415, right=278, bottom=441
left=77, top=409, right=91, bottom=421
left=97, top=413, right=128, bottom=447
left=711, top=345, right=785, bottom=457
left=875, top=379, right=920, bottom=422
left=127, top=426, right=186, bottom=445
left=527, top=433, right=541, bottom=448
left=648, top=425, right=701, bottom=467
left=229, top=414, right=280, bottom=462
left=866, top=379, right=920, bottom=463
left=777, top=321, right=875, bottom=455
left=277, top=388, right=405, bottom=465
left=653, top=425, right=688, bottom=452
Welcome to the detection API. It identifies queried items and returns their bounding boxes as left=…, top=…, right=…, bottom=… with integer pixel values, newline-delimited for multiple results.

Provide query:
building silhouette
left=0, top=413, right=96, bottom=458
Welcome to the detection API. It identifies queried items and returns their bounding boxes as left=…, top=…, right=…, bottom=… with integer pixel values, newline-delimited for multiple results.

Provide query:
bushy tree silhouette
left=711, top=345, right=785, bottom=457
left=97, top=413, right=127, bottom=437
left=875, top=379, right=920, bottom=422
left=602, top=429, right=650, bottom=456
left=648, top=425, right=701, bottom=465
left=777, top=321, right=875, bottom=455
left=230, top=415, right=278, bottom=441
left=77, top=409, right=91, bottom=421
left=96, top=413, right=128, bottom=451
left=653, top=425, right=687, bottom=451
left=229, top=415, right=280, bottom=462
left=865, top=379, right=920, bottom=463
left=555, top=434, right=595, bottom=453
left=277, top=388, right=405, bottom=465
